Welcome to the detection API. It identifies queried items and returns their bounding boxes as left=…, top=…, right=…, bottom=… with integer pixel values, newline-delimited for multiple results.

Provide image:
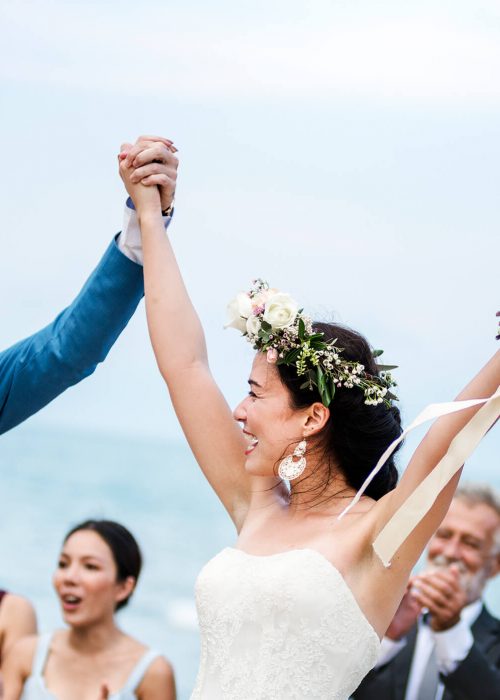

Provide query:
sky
left=0, top=0, right=499, bottom=469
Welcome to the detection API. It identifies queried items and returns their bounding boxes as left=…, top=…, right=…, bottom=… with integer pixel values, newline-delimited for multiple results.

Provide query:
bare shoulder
left=0, top=593, right=36, bottom=623
left=138, top=655, right=176, bottom=698
left=0, top=593, right=37, bottom=660
left=3, top=634, right=38, bottom=674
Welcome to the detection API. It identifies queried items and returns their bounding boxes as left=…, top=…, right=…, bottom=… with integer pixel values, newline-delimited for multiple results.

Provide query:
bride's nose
left=233, top=397, right=248, bottom=422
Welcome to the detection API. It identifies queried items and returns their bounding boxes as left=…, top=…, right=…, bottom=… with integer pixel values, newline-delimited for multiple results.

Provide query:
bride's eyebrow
left=248, top=379, right=263, bottom=389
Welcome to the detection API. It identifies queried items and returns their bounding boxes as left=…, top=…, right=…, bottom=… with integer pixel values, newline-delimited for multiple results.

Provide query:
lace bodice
left=191, top=547, right=380, bottom=700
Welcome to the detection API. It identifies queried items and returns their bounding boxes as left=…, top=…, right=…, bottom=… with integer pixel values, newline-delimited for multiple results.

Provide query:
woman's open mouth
left=61, top=593, right=83, bottom=612
left=243, top=430, right=259, bottom=455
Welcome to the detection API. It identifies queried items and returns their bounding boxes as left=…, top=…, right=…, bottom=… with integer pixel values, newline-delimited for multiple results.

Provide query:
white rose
left=263, top=293, right=298, bottom=329
left=246, top=315, right=261, bottom=336
left=225, top=292, right=252, bottom=332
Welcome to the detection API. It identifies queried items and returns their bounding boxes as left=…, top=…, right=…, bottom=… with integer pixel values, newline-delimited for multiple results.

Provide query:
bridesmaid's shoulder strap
left=31, top=633, right=53, bottom=676
left=123, top=649, right=162, bottom=693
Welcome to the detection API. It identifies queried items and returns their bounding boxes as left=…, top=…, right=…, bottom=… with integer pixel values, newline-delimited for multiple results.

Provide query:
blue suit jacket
left=0, top=237, right=144, bottom=435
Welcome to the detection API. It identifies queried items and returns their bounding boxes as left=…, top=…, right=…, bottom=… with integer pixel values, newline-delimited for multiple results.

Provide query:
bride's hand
left=119, top=153, right=161, bottom=216
left=120, top=135, right=178, bottom=213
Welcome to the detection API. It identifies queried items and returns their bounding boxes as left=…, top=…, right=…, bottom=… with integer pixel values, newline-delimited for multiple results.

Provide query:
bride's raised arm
left=119, top=139, right=251, bottom=527
left=370, top=348, right=499, bottom=568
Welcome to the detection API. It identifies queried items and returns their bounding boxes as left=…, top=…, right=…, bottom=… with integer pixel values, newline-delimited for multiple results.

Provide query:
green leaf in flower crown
left=322, top=367, right=332, bottom=404
left=300, top=380, right=312, bottom=390
left=316, top=366, right=325, bottom=391
left=322, top=385, right=332, bottom=407
left=376, top=364, right=398, bottom=371
left=260, top=320, right=272, bottom=332
left=284, top=348, right=301, bottom=364
left=372, top=349, right=384, bottom=358
left=310, top=337, right=327, bottom=350
left=329, top=377, right=336, bottom=400
left=298, top=318, right=306, bottom=341
left=316, top=368, right=331, bottom=406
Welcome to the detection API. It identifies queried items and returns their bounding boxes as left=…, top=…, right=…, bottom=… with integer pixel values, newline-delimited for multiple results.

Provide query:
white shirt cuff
left=116, top=197, right=172, bottom=265
left=433, top=618, right=474, bottom=675
left=374, top=636, right=407, bottom=668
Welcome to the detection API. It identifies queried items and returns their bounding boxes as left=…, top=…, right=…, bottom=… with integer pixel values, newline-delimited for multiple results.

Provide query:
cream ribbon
left=337, top=387, right=500, bottom=567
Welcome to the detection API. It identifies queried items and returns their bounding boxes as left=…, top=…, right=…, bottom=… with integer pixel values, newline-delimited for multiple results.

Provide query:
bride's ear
left=303, top=402, right=330, bottom=435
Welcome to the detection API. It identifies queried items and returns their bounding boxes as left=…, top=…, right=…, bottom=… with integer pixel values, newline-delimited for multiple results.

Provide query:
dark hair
left=277, top=322, right=402, bottom=503
left=63, top=520, right=142, bottom=611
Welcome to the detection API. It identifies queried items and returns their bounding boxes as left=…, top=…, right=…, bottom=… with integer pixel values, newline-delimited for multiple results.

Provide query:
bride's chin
left=244, top=453, right=274, bottom=477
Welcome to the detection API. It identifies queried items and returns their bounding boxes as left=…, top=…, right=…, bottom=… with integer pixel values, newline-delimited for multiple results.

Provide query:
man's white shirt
left=117, top=197, right=172, bottom=264
left=375, top=600, right=483, bottom=700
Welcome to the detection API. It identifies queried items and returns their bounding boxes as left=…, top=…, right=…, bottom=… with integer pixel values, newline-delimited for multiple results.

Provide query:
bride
left=119, top=136, right=499, bottom=699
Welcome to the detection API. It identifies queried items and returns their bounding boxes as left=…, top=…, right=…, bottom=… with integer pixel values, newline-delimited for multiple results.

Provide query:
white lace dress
left=191, top=547, right=380, bottom=700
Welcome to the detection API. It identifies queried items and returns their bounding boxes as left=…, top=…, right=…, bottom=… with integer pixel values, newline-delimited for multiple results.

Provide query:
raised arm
left=119, top=140, right=251, bottom=527
left=370, top=349, right=500, bottom=567
left=0, top=236, right=143, bottom=434
left=0, top=140, right=177, bottom=436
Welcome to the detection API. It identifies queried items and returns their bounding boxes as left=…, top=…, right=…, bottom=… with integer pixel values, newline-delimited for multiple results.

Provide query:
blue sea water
left=0, top=423, right=499, bottom=699
left=0, top=424, right=234, bottom=700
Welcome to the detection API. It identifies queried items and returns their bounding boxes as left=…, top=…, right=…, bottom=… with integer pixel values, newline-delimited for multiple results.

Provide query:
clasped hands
left=118, top=135, right=178, bottom=215
left=386, top=564, right=468, bottom=640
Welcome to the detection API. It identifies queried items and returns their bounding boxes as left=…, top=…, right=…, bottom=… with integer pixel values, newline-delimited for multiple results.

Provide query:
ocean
left=1, top=424, right=499, bottom=699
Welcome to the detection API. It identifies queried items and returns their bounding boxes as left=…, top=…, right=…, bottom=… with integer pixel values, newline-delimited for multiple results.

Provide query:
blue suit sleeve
left=0, top=236, right=144, bottom=435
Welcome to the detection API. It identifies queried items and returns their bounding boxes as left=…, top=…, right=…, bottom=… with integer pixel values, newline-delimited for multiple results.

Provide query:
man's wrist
left=118, top=198, right=172, bottom=265
left=430, top=614, right=461, bottom=632
left=161, top=201, right=174, bottom=217
left=386, top=630, right=406, bottom=641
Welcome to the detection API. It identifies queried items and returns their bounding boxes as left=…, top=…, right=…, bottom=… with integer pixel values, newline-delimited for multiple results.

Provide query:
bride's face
left=233, top=353, right=306, bottom=476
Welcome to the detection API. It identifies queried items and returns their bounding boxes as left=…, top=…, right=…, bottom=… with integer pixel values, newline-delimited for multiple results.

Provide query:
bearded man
left=353, top=482, right=500, bottom=700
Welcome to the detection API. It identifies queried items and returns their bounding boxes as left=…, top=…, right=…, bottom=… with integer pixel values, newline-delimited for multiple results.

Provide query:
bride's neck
left=288, top=464, right=356, bottom=512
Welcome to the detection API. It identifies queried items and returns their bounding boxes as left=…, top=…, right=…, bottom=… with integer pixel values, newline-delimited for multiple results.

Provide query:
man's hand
left=411, top=564, right=468, bottom=632
left=385, top=581, right=422, bottom=640
left=120, top=135, right=178, bottom=212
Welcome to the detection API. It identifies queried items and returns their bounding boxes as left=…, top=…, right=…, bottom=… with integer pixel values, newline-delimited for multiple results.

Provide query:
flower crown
left=226, top=279, right=398, bottom=408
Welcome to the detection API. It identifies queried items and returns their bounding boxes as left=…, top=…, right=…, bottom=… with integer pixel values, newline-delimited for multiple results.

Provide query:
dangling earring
left=279, top=439, right=307, bottom=480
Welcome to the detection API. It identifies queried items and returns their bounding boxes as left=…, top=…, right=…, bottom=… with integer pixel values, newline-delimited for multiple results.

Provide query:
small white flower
left=225, top=292, right=252, bottom=333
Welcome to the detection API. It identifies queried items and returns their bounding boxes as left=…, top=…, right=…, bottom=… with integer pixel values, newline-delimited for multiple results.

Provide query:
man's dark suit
left=353, top=607, right=500, bottom=700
